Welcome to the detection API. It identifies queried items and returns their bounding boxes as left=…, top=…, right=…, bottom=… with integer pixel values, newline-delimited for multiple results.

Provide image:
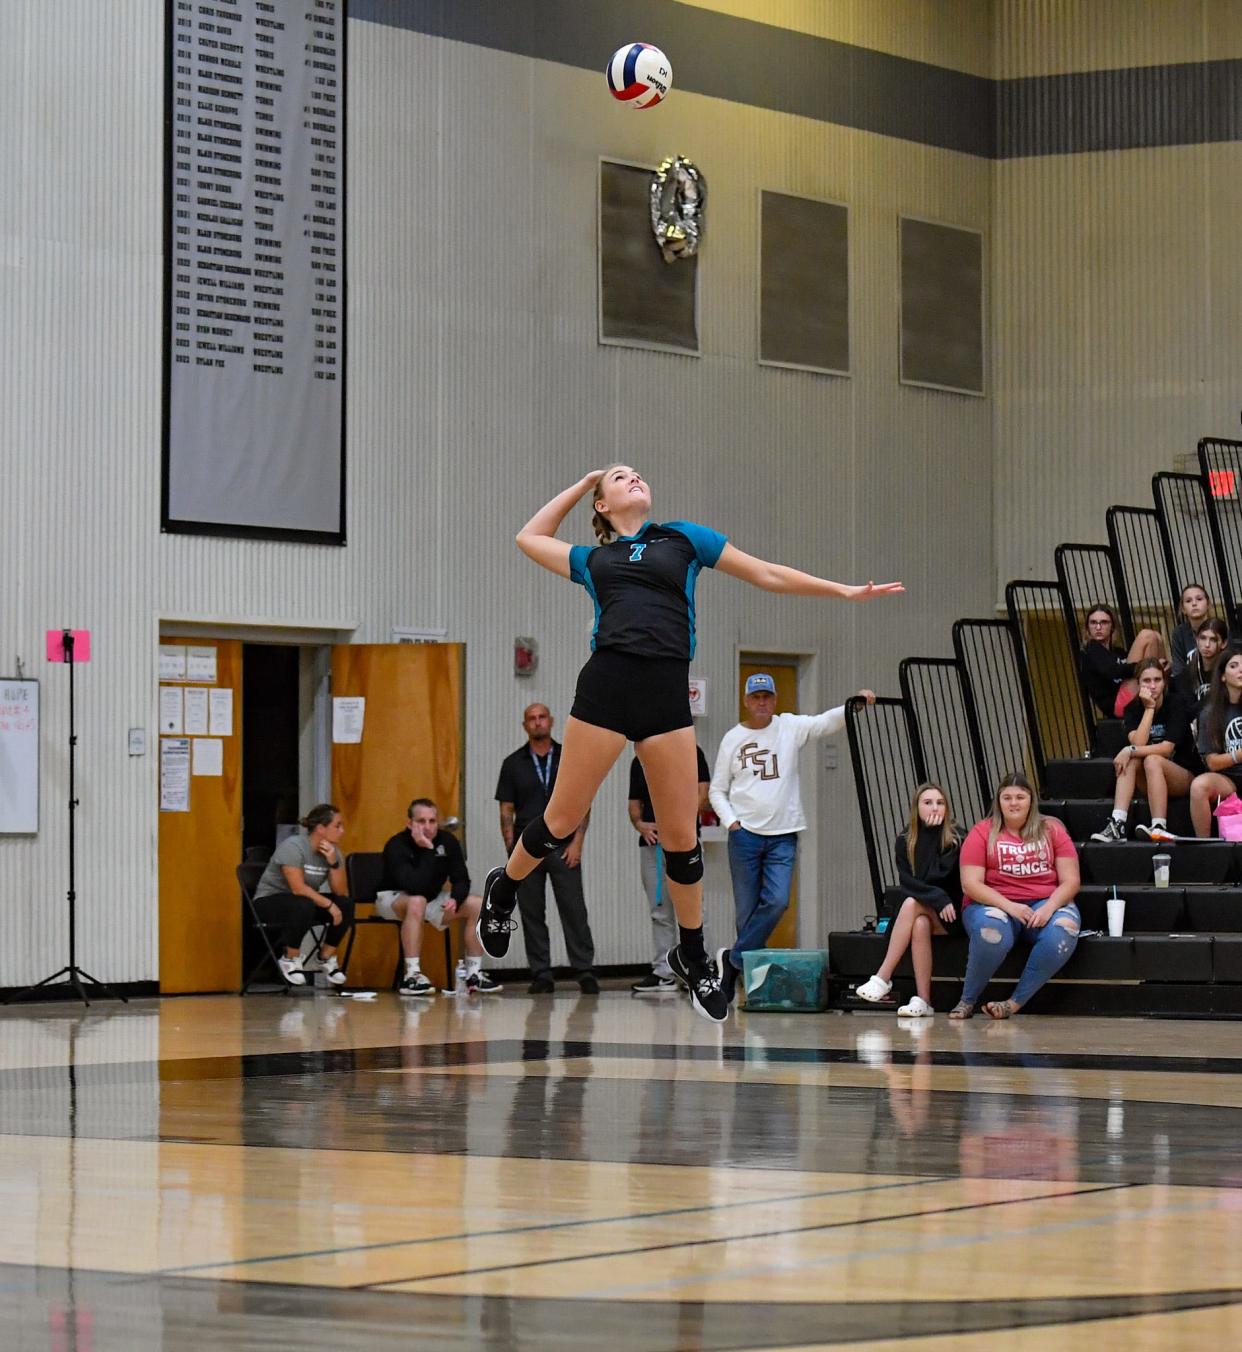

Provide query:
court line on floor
left=156, top=1173, right=953, bottom=1278
left=5, top=1032, right=1242, bottom=1090
left=589, top=1185, right=1224, bottom=1301
left=359, top=1181, right=1132, bottom=1290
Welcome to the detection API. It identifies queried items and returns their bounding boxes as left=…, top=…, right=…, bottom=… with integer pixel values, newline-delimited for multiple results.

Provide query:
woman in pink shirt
left=949, top=772, right=1081, bottom=1020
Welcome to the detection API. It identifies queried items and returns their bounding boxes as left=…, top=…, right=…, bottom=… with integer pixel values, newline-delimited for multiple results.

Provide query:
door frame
left=735, top=646, right=821, bottom=949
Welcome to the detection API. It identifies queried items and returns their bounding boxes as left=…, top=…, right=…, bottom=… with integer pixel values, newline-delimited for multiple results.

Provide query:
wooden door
left=738, top=657, right=800, bottom=950
left=158, top=638, right=243, bottom=994
left=331, top=643, right=465, bottom=990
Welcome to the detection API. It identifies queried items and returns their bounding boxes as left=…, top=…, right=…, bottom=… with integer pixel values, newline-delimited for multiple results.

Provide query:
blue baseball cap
left=745, top=673, right=776, bottom=696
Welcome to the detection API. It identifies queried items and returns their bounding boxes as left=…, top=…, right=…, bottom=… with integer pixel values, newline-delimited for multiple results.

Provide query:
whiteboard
left=0, top=679, right=38, bottom=833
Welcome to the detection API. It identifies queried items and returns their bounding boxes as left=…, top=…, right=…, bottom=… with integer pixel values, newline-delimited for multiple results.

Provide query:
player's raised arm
left=515, top=472, right=602, bottom=577
left=714, top=543, right=904, bottom=600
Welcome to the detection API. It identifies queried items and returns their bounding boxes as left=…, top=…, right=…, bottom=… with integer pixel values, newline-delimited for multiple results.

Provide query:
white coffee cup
left=1152, top=853, right=1171, bottom=888
left=1107, top=895, right=1126, bottom=937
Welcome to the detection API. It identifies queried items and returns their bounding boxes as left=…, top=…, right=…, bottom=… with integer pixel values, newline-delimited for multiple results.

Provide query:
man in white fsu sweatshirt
left=710, top=673, right=875, bottom=1003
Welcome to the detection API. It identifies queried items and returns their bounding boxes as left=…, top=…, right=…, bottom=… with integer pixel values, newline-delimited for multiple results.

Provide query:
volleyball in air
left=606, top=43, right=672, bottom=108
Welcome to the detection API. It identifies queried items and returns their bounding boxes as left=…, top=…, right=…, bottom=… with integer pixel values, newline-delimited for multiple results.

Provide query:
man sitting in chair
left=378, top=798, right=500, bottom=997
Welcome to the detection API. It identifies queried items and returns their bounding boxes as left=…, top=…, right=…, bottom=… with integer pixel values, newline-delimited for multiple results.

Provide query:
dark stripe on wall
left=352, top=0, right=1242, bottom=160
left=999, top=59, right=1242, bottom=158
left=351, top=0, right=995, bottom=158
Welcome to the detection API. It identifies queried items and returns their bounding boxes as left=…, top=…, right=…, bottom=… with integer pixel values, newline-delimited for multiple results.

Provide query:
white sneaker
left=855, top=975, right=893, bottom=1003
left=897, top=996, right=934, bottom=1017
left=277, top=956, right=307, bottom=987
left=320, top=957, right=347, bottom=987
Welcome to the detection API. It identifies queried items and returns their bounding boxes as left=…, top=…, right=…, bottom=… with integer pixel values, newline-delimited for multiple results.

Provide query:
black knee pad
left=663, top=845, right=703, bottom=885
left=519, top=814, right=577, bottom=859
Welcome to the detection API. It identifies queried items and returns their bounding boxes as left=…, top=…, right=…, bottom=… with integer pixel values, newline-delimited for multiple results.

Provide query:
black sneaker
left=398, top=972, right=436, bottom=998
left=466, top=970, right=503, bottom=995
left=715, top=946, right=738, bottom=1006
left=478, top=867, right=519, bottom=958
left=631, top=973, right=678, bottom=995
left=1090, top=817, right=1127, bottom=843
left=666, top=944, right=729, bottom=1024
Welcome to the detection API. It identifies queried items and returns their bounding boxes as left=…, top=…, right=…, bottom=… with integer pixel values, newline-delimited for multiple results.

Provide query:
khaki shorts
left=375, top=891, right=452, bottom=928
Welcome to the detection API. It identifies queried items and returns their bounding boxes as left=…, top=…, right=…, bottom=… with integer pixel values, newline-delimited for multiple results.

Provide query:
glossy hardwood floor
left=2, top=986, right=1241, bottom=1349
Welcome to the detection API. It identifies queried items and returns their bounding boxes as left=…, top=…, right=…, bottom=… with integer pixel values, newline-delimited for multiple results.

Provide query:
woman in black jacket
left=855, top=783, right=961, bottom=1017
left=1078, top=604, right=1167, bottom=720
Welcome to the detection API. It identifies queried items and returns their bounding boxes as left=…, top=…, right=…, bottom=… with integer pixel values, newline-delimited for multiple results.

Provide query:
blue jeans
left=961, top=900, right=1081, bottom=1007
left=726, top=827, right=798, bottom=971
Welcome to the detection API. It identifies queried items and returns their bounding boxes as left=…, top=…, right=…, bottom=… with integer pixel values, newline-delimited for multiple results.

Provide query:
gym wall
left=3, top=0, right=995, bottom=985
left=993, top=0, right=1242, bottom=585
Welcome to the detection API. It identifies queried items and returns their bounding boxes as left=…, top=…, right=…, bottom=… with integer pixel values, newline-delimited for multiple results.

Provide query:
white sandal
left=855, top=975, right=893, bottom=1003
left=897, top=995, right=933, bottom=1017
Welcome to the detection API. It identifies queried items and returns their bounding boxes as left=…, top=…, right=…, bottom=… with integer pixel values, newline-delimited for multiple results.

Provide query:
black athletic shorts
left=570, top=648, right=693, bottom=742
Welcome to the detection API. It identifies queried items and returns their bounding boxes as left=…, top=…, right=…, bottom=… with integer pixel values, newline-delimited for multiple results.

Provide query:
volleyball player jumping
left=478, top=466, right=903, bottom=1022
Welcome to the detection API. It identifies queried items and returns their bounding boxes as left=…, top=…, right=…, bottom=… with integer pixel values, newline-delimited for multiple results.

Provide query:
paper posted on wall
left=160, top=738, right=190, bottom=812
left=332, top=696, right=365, bottom=744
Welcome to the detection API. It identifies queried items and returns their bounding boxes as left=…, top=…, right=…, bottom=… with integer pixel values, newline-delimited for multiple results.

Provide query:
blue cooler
left=740, top=948, right=830, bottom=1012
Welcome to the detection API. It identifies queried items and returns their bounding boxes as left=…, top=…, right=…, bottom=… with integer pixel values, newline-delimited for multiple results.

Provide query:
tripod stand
left=6, top=630, right=126, bottom=1007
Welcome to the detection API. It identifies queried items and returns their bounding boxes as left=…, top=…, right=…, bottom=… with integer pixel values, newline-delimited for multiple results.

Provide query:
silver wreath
left=649, top=155, right=706, bottom=263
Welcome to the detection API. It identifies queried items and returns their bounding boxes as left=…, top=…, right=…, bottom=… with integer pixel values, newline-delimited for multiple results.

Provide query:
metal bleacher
left=836, top=437, right=1242, bottom=1015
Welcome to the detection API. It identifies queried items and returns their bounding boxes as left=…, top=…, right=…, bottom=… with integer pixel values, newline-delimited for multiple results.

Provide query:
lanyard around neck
left=531, top=746, right=554, bottom=794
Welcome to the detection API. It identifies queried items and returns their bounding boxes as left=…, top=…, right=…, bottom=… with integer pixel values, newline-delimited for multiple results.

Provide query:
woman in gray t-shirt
left=253, top=803, right=354, bottom=986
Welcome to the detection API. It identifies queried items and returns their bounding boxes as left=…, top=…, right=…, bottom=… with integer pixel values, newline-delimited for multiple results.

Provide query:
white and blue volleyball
left=606, top=43, right=672, bottom=108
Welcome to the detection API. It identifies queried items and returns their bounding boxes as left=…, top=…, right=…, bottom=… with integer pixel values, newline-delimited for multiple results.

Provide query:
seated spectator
left=1078, top=604, right=1167, bottom=720
left=1168, top=584, right=1236, bottom=679
left=1190, top=652, right=1242, bottom=837
left=855, top=783, right=961, bottom=1017
left=1090, top=660, right=1196, bottom=844
left=253, top=803, right=355, bottom=987
left=950, top=773, right=1080, bottom=1021
left=378, top=798, right=499, bottom=997
left=1175, top=617, right=1228, bottom=710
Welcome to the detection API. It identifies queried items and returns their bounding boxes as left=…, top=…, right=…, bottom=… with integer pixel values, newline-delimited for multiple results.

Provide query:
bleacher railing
left=1006, top=580, right=1090, bottom=762
left=1055, top=542, right=1129, bottom=644
left=1106, top=504, right=1177, bottom=641
left=1153, top=471, right=1221, bottom=614
left=952, top=618, right=1043, bottom=793
left=1197, top=437, right=1242, bottom=625
left=845, top=695, right=921, bottom=906
left=899, top=656, right=989, bottom=823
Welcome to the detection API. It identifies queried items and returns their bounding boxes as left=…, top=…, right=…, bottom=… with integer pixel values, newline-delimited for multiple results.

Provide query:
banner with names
left=164, top=0, right=346, bottom=541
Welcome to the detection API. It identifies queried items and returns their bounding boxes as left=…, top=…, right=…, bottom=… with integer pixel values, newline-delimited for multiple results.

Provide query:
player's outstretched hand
left=848, top=581, right=905, bottom=601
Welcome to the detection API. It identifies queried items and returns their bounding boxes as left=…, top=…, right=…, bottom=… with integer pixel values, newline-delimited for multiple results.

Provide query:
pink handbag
left=1215, top=794, right=1242, bottom=840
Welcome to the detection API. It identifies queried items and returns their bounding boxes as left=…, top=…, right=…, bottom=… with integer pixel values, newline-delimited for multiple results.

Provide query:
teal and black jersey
left=568, top=520, right=727, bottom=659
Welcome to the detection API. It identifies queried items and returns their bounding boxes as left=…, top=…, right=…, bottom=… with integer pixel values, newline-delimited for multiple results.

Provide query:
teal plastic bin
left=740, top=948, right=830, bottom=1012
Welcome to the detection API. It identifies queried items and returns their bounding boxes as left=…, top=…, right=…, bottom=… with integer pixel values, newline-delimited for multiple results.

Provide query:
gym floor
left=2, top=990, right=1241, bottom=1349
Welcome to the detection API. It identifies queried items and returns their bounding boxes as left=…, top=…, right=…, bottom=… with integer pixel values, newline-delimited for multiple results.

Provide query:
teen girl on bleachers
left=1077, top=604, right=1167, bottom=720
left=950, top=772, right=1080, bottom=1021
left=1175, top=617, right=1229, bottom=710
left=1189, top=651, right=1242, bottom=837
left=855, top=783, right=961, bottom=1017
left=1168, top=584, right=1238, bottom=679
left=1089, top=659, right=1197, bottom=844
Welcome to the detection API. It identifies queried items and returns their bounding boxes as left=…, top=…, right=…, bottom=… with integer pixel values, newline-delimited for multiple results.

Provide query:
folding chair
left=345, top=852, right=405, bottom=989
left=239, top=862, right=291, bottom=996
left=237, top=862, right=327, bottom=996
left=346, top=851, right=456, bottom=990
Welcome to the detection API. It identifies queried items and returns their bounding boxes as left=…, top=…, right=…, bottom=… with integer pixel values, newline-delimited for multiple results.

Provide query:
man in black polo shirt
left=495, top=703, right=596, bottom=993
